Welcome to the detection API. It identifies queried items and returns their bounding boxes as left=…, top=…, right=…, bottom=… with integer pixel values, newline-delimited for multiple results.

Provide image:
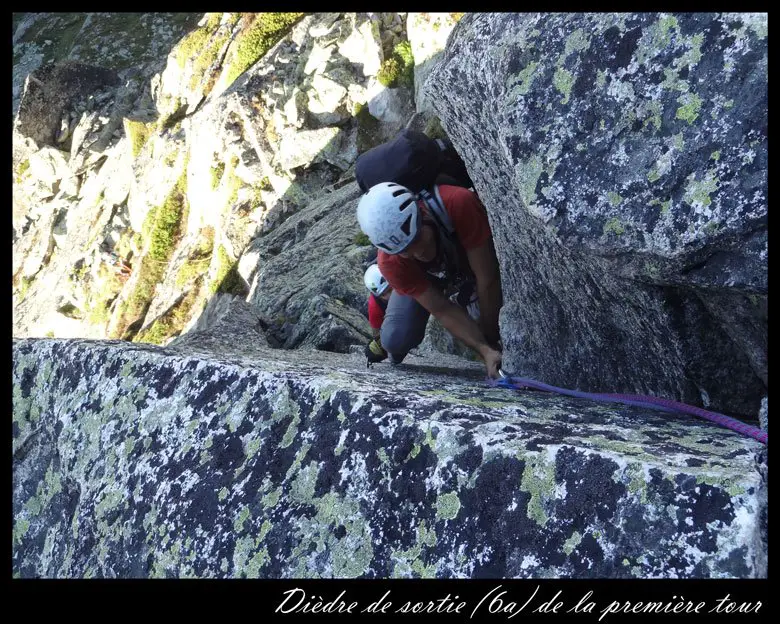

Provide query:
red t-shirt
left=377, top=185, right=491, bottom=298
left=367, top=293, right=385, bottom=329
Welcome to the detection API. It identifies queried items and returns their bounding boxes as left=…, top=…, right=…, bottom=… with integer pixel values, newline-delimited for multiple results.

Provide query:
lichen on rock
left=423, top=12, right=767, bottom=417
left=12, top=337, right=767, bottom=578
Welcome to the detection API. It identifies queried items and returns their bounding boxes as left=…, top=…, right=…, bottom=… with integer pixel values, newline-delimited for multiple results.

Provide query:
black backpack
left=355, top=128, right=473, bottom=194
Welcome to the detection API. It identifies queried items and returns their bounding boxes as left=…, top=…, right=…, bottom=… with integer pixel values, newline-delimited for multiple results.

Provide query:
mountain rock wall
left=12, top=12, right=767, bottom=580
left=424, top=13, right=767, bottom=417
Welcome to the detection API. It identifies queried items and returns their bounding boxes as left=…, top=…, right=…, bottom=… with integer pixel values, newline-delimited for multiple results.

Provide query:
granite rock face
left=12, top=13, right=201, bottom=118
left=424, top=13, right=767, bottom=417
left=168, top=294, right=268, bottom=357
left=12, top=13, right=415, bottom=346
left=13, top=338, right=766, bottom=578
left=406, top=13, right=461, bottom=114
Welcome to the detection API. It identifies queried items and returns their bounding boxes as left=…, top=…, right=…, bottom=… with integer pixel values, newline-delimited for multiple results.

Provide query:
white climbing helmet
left=356, top=182, right=420, bottom=254
left=363, top=263, right=389, bottom=296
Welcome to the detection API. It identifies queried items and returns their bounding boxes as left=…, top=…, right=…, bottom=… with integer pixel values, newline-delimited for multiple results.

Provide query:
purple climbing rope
left=489, top=375, right=767, bottom=445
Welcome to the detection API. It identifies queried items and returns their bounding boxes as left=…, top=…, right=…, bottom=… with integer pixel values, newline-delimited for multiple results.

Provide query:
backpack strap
left=418, top=185, right=454, bottom=235
left=417, top=185, right=474, bottom=291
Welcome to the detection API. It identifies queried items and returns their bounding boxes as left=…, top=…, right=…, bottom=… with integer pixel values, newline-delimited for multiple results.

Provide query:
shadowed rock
left=15, top=61, right=121, bottom=149
left=244, top=182, right=374, bottom=353
left=168, top=294, right=268, bottom=358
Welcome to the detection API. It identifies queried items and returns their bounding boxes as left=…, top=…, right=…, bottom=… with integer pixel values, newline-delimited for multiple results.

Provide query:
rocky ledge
left=13, top=333, right=766, bottom=578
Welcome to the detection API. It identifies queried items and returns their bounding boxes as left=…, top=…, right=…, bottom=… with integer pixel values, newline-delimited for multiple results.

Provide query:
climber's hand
left=365, top=340, right=388, bottom=367
left=481, top=346, right=503, bottom=379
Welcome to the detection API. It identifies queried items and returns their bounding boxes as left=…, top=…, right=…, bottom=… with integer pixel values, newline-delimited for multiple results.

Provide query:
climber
left=363, top=263, right=392, bottom=367
left=357, top=181, right=503, bottom=379
left=100, top=247, right=132, bottom=278
left=363, top=262, right=430, bottom=368
left=115, top=254, right=132, bottom=276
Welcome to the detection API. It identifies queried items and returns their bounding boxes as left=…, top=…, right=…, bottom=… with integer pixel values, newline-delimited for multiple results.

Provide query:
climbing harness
left=491, top=370, right=767, bottom=445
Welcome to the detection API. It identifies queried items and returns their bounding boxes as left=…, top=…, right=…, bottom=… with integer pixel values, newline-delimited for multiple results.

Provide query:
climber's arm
left=415, top=285, right=502, bottom=378
left=466, top=239, right=502, bottom=347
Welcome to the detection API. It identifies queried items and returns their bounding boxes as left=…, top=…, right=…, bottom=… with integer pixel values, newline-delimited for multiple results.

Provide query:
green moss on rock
left=353, top=232, right=370, bottom=246
left=553, top=67, right=574, bottom=104
left=209, top=244, right=247, bottom=296
left=683, top=170, right=719, bottom=209
left=135, top=287, right=200, bottom=345
left=211, top=161, right=225, bottom=189
left=603, top=217, right=625, bottom=236
left=224, top=13, right=304, bottom=86
left=124, top=119, right=153, bottom=158
left=176, top=13, right=223, bottom=69
left=114, top=169, right=189, bottom=340
left=435, top=492, right=461, bottom=520
left=175, top=228, right=214, bottom=288
left=377, top=40, right=415, bottom=88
